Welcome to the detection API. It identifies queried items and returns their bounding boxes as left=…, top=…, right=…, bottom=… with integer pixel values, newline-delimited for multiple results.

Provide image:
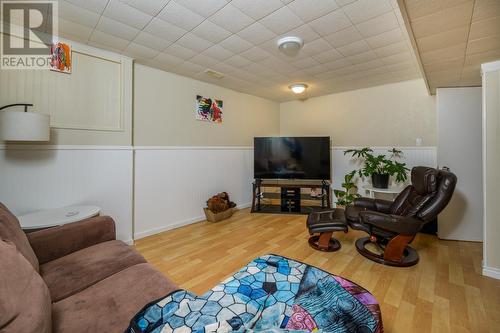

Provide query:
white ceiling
left=56, top=0, right=422, bottom=102
left=400, top=0, right=500, bottom=94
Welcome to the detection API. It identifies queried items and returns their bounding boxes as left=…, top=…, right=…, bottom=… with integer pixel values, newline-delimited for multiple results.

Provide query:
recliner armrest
left=27, top=216, right=116, bottom=264
left=354, top=197, right=392, bottom=213
left=359, top=211, right=424, bottom=235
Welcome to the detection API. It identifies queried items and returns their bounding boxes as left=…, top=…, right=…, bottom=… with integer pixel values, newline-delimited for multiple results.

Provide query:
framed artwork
left=50, top=42, right=72, bottom=73
left=196, top=95, right=223, bottom=123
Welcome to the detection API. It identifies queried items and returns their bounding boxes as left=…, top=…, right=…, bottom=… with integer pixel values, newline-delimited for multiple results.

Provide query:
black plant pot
left=372, top=173, right=390, bottom=189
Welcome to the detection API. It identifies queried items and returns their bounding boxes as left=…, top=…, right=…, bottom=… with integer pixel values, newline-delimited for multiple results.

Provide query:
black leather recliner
left=345, top=166, right=457, bottom=267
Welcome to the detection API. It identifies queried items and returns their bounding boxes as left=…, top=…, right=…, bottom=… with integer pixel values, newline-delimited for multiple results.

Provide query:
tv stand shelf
left=251, top=179, right=331, bottom=215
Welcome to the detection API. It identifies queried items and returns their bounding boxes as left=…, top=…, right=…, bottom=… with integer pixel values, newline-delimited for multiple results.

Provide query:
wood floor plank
left=135, top=208, right=500, bottom=332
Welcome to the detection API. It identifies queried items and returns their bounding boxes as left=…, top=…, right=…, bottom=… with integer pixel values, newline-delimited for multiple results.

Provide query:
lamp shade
left=0, top=111, right=50, bottom=141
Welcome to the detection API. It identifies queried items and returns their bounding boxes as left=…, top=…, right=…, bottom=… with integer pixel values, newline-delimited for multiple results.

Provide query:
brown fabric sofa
left=0, top=203, right=177, bottom=333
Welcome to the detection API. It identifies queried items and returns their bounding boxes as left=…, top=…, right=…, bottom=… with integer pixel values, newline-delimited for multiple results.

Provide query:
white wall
left=134, top=147, right=253, bottom=239
left=280, top=79, right=436, bottom=147
left=436, top=87, right=483, bottom=242
left=0, top=146, right=133, bottom=242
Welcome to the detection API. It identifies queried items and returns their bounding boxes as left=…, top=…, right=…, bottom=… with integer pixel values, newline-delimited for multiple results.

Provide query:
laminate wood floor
left=135, top=209, right=500, bottom=333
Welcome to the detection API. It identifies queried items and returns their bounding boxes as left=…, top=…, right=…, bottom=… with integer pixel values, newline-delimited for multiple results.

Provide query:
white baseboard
left=134, top=202, right=252, bottom=240
left=482, top=266, right=500, bottom=280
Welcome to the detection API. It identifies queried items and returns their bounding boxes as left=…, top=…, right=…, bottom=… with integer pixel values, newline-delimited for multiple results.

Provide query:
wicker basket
left=204, top=207, right=235, bottom=223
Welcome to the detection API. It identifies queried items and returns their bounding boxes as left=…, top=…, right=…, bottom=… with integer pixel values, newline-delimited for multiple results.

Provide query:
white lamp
left=0, top=104, right=50, bottom=141
left=289, top=83, right=308, bottom=94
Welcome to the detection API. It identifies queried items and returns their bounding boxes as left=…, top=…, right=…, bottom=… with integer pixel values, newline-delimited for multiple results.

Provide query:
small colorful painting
left=50, top=42, right=72, bottom=73
left=196, top=95, right=223, bottom=123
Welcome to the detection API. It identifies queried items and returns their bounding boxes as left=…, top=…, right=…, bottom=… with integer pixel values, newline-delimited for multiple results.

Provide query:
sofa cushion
left=0, top=202, right=39, bottom=271
left=0, top=239, right=51, bottom=333
left=52, top=263, right=177, bottom=333
left=41, top=240, right=146, bottom=302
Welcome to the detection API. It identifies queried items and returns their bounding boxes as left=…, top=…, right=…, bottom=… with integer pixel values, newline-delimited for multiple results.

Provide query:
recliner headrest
left=411, top=167, right=438, bottom=195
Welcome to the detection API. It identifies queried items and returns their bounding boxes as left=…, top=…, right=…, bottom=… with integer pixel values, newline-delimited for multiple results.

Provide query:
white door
left=437, top=87, right=483, bottom=241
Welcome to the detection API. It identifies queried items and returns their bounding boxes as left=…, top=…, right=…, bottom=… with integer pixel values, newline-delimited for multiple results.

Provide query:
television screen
left=254, top=137, right=331, bottom=180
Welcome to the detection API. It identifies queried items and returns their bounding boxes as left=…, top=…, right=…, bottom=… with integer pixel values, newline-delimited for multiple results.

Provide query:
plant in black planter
left=344, top=147, right=409, bottom=189
left=333, top=170, right=361, bottom=207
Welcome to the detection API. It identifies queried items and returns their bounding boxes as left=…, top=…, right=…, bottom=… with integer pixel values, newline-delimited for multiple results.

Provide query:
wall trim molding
left=134, top=146, right=253, bottom=150
left=0, top=145, right=134, bottom=150
left=134, top=202, right=251, bottom=240
left=482, top=266, right=500, bottom=280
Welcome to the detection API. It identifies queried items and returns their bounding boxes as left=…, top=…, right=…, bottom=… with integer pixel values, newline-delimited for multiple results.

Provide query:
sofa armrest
left=359, top=211, right=424, bottom=235
left=354, top=197, right=392, bottom=213
left=27, top=216, right=116, bottom=264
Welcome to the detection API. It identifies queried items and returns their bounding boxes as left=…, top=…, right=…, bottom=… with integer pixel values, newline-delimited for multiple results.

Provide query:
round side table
left=18, top=205, right=101, bottom=232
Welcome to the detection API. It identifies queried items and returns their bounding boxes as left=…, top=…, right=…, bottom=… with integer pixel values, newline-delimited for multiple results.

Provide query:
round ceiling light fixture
left=289, top=83, right=308, bottom=94
left=277, top=36, right=304, bottom=56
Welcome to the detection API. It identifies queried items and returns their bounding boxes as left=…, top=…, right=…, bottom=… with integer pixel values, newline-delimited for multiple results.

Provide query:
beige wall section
left=134, top=64, right=280, bottom=146
left=279, top=79, right=436, bottom=147
left=0, top=34, right=132, bottom=146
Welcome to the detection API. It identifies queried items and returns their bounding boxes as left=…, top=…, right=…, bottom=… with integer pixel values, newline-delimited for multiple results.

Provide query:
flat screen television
left=254, top=137, right=331, bottom=180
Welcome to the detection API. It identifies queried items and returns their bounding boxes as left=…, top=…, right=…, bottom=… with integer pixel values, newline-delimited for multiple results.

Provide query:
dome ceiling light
left=289, top=83, right=308, bottom=94
left=277, top=36, right=304, bottom=57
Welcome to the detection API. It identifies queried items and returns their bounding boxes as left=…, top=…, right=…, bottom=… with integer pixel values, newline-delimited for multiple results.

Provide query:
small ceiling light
left=289, top=83, right=308, bottom=94
left=277, top=36, right=304, bottom=57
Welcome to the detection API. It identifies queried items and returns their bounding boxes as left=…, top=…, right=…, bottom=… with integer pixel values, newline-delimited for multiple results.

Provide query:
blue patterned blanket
left=126, top=255, right=382, bottom=333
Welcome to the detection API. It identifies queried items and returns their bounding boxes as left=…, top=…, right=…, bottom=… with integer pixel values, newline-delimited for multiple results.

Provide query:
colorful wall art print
left=50, top=42, right=72, bottom=73
left=196, top=95, right=223, bottom=123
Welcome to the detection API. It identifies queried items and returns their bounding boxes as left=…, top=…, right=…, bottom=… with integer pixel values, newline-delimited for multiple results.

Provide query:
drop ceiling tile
left=191, top=21, right=232, bottom=44
left=381, top=51, right=414, bottom=65
left=123, top=42, right=160, bottom=59
left=259, top=6, right=304, bottom=34
left=119, top=0, right=170, bottom=16
left=404, top=0, right=472, bottom=21
left=469, top=16, right=500, bottom=41
left=472, top=0, right=500, bottom=22
left=102, top=0, right=153, bottom=29
left=374, top=41, right=409, bottom=58
left=386, top=60, right=414, bottom=72
left=231, top=0, right=284, bottom=20
left=354, top=59, right=385, bottom=71
left=278, top=25, right=321, bottom=44
left=424, top=57, right=464, bottom=73
left=210, top=62, right=237, bottom=74
left=158, top=1, right=205, bottom=31
left=291, top=57, right=320, bottom=69
left=66, top=0, right=108, bottom=14
left=311, top=49, right=344, bottom=63
left=154, top=52, right=185, bottom=66
left=58, top=18, right=93, bottom=41
left=174, top=0, right=229, bottom=17
left=337, top=40, right=371, bottom=56
left=244, top=62, right=271, bottom=74
left=366, top=28, right=405, bottom=48
left=335, top=0, right=357, bottom=6
left=177, top=61, right=205, bottom=74
left=209, top=4, right=254, bottom=33
left=240, top=47, right=272, bottom=61
left=176, top=33, right=214, bottom=52
left=189, top=53, right=219, bottom=67
left=410, top=2, right=474, bottom=39
left=164, top=43, right=198, bottom=59
left=219, top=35, right=253, bottom=53
left=95, top=16, right=140, bottom=41
left=287, top=0, right=339, bottom=23
left=281, top=0, right=294, bottom=4
left=347, top=50, right=378, bottom=64
left=308, top=9, right=351, bottom=36
left=356, top=11, right=399, bottom=38
left=302, top=38, right=332, bottom=55
left=467, top=35, right=500, bottom=55
left=143, top=18, right=187, bottom=42
left=202, top=45, right=234, bottom=61
left=224, top=54, right=253, bottom=67
left=59, top=0, right=101, bottom=27
left=342, top=0, right=392, bottom=24
left=324, top=26, right=363, bottom=48
left=89, top=30, right=129, bottom=51
left=238, top=22, right=277, bottom=45
left=134, top=31, right=172, bottom=51
left=303, top=64, right=328, bottom=75
left=416, top=26, right=469, bottom=53
left=88, top=40, right=125, bottom=54
left=323, top=58, right=353, bottom=70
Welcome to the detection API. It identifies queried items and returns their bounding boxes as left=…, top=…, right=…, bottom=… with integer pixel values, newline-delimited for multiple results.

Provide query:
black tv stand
left=251, top=179, right=331, bottom=215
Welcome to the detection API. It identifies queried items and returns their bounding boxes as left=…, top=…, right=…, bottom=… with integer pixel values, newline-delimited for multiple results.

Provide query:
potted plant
left=333, top=170, right=361, bottom=207
left=344, top=147, right=409, bottom=189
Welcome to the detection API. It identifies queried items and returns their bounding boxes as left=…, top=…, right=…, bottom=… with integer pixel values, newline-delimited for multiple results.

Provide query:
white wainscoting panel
left=134, top=147, right=253, bottom=239
left=0, top=146, right=133, bottom=242
left=331, top=147, right=437, bottom=203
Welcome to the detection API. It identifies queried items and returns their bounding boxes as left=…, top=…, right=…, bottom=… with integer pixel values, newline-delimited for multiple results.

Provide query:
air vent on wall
left=204, top=69, right=225, bottom=79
